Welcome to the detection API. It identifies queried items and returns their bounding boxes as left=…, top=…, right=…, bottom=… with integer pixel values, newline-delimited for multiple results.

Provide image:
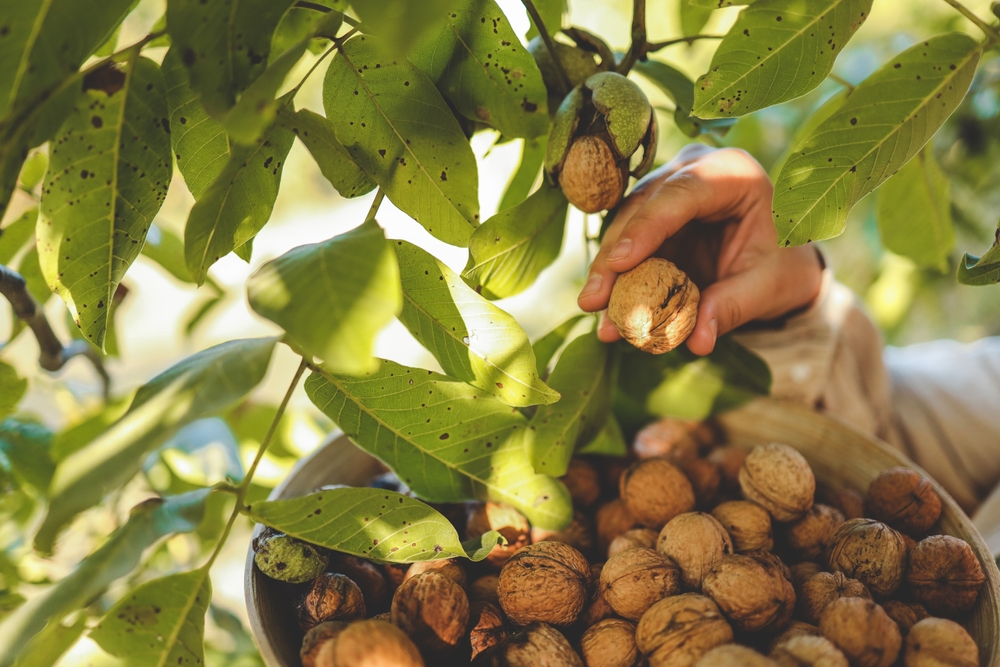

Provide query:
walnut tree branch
left=520, top=0, right=571, bottom=94
left=617, top=0, right=647, bottom=74
left=0, top=264, right=110, bottom=396
left=645, top=34, right=725, bottom=52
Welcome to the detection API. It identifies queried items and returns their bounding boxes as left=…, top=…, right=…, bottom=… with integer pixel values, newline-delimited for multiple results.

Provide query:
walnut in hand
left=607, top=258, right=699, bottom=354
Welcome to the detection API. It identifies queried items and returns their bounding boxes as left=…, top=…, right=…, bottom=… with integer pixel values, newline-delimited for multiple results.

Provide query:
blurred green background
left=1, top=0, right=998, bottom=664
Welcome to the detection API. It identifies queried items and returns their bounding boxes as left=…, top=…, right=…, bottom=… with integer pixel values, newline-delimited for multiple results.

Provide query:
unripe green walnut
left=527, top=37, right=601, bottom=94
left=253, top=528, right=329, bottom=584
left=546, top=72, right=657, bottom=213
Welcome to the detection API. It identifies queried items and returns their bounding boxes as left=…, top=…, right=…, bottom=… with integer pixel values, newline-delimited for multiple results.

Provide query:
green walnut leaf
left=305, top=361, right=573, bottom=529
left=632, top=60, right=735, bottom=138
left=165, top=0, right=295, bottom=118
left=248, top=488, right=503, bottom=563
left=527, top=331, right=616, bottom=476
left=876, top=142, right=954, bottom=272
left=323, top=35, right=479, bottom=247
left=693, top=0, right=872, bottom=118
left=586, top=72, right=651, bottom=159
left=0, top=363, right=26, bottom=421
left=0, top=418, right=54, bottom=492
left=0, top=490, right=212, bottom=667
left=773, top=33, right=980, bottom=246
left=410, top=0, right=549, bottom=139
left=689, top=0, right=756, bottom=6
left=38, top=57, right=172, bottom=349
left=0, top=207, right=37, bottom=265
left=394, top=240, right=558, bottom=407
left=17, top=151, right=47, bottom=191
left=11, top=616, right=84, bottom=667
left=463, top=182, right=567, bottom=300
left=162, top=48, right=230, bottom=200
left=958, top=234, right=1000, bottom=286
left=351, top=0, right=458, bottom=56
left=247, top=220, right=401, bottom=375
left=90, top=569, right=212, bottom=667
left=578, top=412, right=627, bottom=456
left=500, top=135, right=547, bottom=211
left=532, top=314, right=586, bottom=377
left=277, top=107, right=376, bottom=199
left=680, top=2, right=714, bottom=39
left=768, top=88, right=850, bottom=180
left=35, top=338, right=276, bottom=553
left=183, top=110, right=294, bottom=284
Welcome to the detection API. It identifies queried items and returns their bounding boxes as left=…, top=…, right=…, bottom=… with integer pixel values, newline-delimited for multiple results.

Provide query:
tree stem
left=645, top=34, right=725, bottom=52
left=520, top=0, right=571, bottom=94
left=205, top=357, right=308, bottom=570
left=828, top=72, right=855, bottom=93
left=940, top=0, right=1000, bottom=44
left=365, top=189, right=386, bottom=223
left=617, top=0, right=647, bottom=74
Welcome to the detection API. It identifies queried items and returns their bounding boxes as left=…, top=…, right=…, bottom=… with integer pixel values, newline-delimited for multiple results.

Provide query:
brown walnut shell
left=328, top=554, right=389, bottom=612
left=825, top=519, right=907, bottom=599
left=702, top=554, right=793, bottom=633
left=596, top=499, right=641, bottom=555
left=481, top=622, right=584, bottom=667
left=608, top=528, right=659, bottom=558
left=785, top=504, right=845, bottom=560
left=531, top=511, right=594, bottom=556
left=881, top=600, right=929, bottom=635
left=770, top=635, right=848, bottom=667
left=905, top=534, right=985, bottom=616
left=695, top=644, right=778, bottom=666
left=580, top=563, right=614, bottom=628
left=391, top=572, right=470, bottom=655
left=620, top=458, right=696, bottom=529
left=301, top=621, right=347, bottom=667
left=682, top=458, right=722, bottom=508
left=739, top=443, right=815, bottom=522
left=497, top=541, right=590, bottom=627
left=469, top=574, right=500, bottom=604
left=468, top=502, right=532, bottom=568
left=635, top=594, right=734, bottom=667
left=468, top=601, right=510, bottom=661
left=403, top=557, right=468, bottom=589
left=708, top=446, right=749, bottom=496
left=903, top=617, right=979, bottom=667
left=790, top=561, right=826, bottom=594
left=607, top=258, right=700, bottom=354
left=298, top=573, right=366, bottom=631
left=818, top=597, right=901, bottom=667
left=822, top=487, right=865, bottom=521
left=711, top=500, right=774, bottom=553
left=633, top=418, right=708, bottom=463
left=561, top=458, right=602, bottom=508
left=601, top=547, right=682, bottom=621
left=580, top=618, right=641, bottom=667
left=315, top=619, right=424, bottom=667
left=657, top=512, right=733, bottom=591
left=866, top=468, right=942, bottom=536
left=768, top=621, right=821, bottom=653
left=798, top=571, right=872, bottom=624
left=559, top=135, right=628, bottom=213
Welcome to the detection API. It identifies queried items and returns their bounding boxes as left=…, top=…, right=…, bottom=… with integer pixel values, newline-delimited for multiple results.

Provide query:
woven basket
left=245, top=398, right=1000, bottom=666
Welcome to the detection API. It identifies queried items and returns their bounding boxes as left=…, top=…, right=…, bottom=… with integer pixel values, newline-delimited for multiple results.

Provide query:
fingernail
left=608, top=238, right=632, bottom=261
left=579, top=274, right=602, bottom=298
left=709, top=318, right=718, bottom=339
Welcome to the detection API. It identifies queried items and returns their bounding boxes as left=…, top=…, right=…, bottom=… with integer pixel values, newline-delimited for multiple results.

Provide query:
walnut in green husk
left=298, top=573, right=366, bottom=631
left=253, top=528, right=329, bottom=584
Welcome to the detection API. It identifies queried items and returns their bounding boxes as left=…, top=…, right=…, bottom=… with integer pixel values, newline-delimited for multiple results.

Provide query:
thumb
left=686, top=252, right=822, bottom=355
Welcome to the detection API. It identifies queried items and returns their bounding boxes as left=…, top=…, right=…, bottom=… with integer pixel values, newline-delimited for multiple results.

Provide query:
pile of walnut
left=253, top=419, right=988, bottom=667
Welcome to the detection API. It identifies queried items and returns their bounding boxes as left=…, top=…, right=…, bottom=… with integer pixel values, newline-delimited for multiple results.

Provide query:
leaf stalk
left=940, top=0, right=1000, bottom=45
left=520, top=0, right=571, bottom=94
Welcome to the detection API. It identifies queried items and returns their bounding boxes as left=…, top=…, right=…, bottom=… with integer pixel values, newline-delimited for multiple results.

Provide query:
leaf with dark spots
left=82, top=64, right=126, bottom=95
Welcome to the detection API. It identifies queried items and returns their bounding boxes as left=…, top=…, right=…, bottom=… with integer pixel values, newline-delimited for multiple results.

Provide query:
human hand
left=577, top=145, right=823, bottom=356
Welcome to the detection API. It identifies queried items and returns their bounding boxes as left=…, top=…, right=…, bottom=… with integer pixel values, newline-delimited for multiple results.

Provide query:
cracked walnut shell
left=903, top=618, right=979, bottom=667
left=906, top=534, right=985, bottom=616
left=635, top=594, right=734, bottom=667
left=391, top=572, right=469, bottom=655
left=620, top=458, right=696, bottom=529
left=657, top=512, right=733, bottom=591
left=601, top=547, right=682, bottom=621
left=818, top=597, right=901, bottom=667
left=825, top=519, right=907, bottom=599
left=866, top=468, right=942, bottom=536
left=608, top=258, right=700, bottom=354
left=739, top=443, right=815, bottom=523
left=497, top=541, right=590, bottom=627
left=298, top=573, right=366, bottom=631
left=469, top=601, right=510, bottom=661
left=315, top=619, right=424, bottom=667
left=711, top=500, right=773, bottom=553
left=580, top=619, right=641, bottom=667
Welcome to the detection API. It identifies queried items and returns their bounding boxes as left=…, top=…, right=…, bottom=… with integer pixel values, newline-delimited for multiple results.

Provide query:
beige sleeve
left=732, top=270, right=1000, bottom=526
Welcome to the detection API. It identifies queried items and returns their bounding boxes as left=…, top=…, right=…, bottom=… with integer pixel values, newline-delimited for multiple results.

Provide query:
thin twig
left=617, top=0, right=647, bottom=74
left=645, top=34, right=725, bottom=52
left=365, top=189, right=386, bottom=223
left=520, top=0, right=571, bottom=94
left=827, top=72, right=855, bottom=93
left=939, top=0, right=1000, bottom=45
left=0, top=264, right=110, bottom=395
left=294, top=1, right=361, bottom=27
